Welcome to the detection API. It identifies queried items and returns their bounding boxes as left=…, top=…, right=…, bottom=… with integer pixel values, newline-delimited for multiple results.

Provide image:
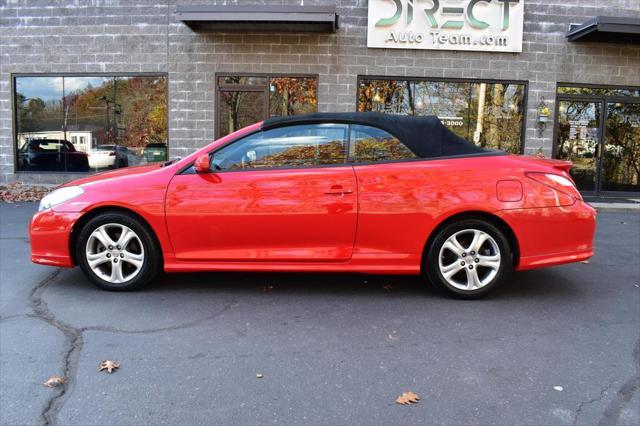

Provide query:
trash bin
left=144, top=143, right=167, bottom=163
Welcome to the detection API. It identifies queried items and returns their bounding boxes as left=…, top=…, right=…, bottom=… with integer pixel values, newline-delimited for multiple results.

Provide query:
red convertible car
left=30, top=113, right=596, bottom=298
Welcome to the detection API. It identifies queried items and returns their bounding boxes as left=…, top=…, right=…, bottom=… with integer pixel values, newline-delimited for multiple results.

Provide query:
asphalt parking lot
left=1, top=202, right=638, bottom=426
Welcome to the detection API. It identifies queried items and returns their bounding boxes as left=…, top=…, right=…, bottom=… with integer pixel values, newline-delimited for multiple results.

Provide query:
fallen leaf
left=43, top=375, right=65, bottom=388
left=396, top=391, right=421, bottom=405
left=262, top=285, right=274, bottom=292
left=581, top=260, right=590, bottom=264
left=0, top=183, right=51, bottom=203
left=256, top=373, right=263, bottom=378
left=388, top=333, right=398, bottom=341
left=98, top=360, right=120, bottom=374
left=383, top=284, right=394, bottom=291
left=554, top=386, right=564, bottom=391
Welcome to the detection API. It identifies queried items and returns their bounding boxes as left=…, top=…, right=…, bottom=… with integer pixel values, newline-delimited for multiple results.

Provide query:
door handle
left=324, top=185, right=353, bottom=195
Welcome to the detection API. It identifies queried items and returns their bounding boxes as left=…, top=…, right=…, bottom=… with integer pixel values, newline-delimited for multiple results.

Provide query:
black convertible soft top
left=262, top=112, right=492, bottom=159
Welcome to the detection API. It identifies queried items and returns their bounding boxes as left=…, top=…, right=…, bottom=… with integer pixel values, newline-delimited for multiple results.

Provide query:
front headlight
left=38, top=186, right=84, bottom=211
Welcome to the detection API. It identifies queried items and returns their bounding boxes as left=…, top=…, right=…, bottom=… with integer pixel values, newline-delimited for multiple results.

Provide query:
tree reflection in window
left=15, top=75, right=168, bottom=172
left=217, top=75, right=318, bottom=139
left=212, top=124, right=347, bottom=170
left=358, top=78, right=525, bottom=154
left=603, top=102, right=640, bottom=192
left=350, top=125, right=416, bottom=163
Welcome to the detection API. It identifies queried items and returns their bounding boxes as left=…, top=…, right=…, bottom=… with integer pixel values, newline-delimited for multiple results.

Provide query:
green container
left=144, top=143, right=167, bottom=162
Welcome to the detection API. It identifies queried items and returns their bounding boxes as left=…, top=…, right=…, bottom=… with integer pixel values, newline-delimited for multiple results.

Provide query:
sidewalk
left=584, top=196, right=640, bottom=213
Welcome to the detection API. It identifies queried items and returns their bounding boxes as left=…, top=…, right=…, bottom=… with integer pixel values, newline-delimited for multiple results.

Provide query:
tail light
left=526, top=172, right=583, bottom=202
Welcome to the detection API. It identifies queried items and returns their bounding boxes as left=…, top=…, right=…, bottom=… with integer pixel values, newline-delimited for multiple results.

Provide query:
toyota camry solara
left=30, top=112, right=596, bottom=298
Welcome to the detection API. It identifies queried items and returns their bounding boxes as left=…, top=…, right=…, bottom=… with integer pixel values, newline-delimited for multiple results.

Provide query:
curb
left=588, top=203, right=640, bottom=213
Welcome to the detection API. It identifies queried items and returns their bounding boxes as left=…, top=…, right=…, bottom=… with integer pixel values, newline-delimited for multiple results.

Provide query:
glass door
left=555, top=99, right=603, bottom=193
left=601, top=101, right=640, bottom=193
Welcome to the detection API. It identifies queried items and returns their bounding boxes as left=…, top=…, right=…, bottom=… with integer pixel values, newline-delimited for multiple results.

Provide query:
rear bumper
left=497, top=200, right=597, bottom=271
left=29, top=209, right=81, bottom=268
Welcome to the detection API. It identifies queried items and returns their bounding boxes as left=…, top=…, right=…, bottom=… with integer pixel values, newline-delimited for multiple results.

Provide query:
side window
left=350, top=124, right=417, bottom=163
left=211, top=124, right=348, bottom=170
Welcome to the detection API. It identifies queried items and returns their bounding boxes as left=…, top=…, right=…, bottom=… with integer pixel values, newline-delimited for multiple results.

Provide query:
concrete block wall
left=1, top=0, right=639, bottom=184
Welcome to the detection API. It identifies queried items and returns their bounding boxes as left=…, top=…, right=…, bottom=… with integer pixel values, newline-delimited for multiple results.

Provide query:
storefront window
left=14, top=74, right=168, bottom=173
left=216, top=75, right=318, bottom=139
left=358, top=78, right=526, bottom=154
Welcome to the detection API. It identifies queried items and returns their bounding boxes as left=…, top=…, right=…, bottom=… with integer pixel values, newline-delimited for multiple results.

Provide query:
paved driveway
left=1, top=202, right=638, bottom=426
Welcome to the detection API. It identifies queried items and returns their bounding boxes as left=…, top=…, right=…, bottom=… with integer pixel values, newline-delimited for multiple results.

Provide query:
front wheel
left=425, top=219, right=512, bottom=299
left=76, top=212, right=161, bottom=291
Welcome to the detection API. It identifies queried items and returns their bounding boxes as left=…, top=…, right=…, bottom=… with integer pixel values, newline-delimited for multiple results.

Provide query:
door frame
left=214, top=73, right=319, bottom=140
left=553, top=91, right=640, bottom=197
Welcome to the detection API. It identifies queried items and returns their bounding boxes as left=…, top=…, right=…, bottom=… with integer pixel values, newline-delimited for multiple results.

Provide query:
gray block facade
left=1, top=0, right=639, bottom=184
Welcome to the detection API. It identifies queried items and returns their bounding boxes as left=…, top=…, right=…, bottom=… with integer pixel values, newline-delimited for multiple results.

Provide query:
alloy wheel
left=85, top=223, right=145, bottom=285
left=438, top=229, right=501, bottom=291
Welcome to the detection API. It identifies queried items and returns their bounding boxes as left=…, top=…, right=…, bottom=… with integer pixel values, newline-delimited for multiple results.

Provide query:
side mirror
left=194, top=154, right=211, bottom=173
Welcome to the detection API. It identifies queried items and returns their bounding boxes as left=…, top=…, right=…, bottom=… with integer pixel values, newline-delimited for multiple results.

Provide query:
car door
left=349, top=124, right=431, bottom=256
left=165, top=123, right=358, bottom=262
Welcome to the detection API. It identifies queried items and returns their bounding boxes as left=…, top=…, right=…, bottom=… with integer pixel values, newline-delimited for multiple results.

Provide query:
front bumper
left=29, top=209, right=82, bottom=268
left=497, top=200, right=597, bottom=271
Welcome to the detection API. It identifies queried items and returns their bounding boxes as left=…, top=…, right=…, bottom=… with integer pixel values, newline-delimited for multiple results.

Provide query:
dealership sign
left=367, top=0, right=524, bottom=53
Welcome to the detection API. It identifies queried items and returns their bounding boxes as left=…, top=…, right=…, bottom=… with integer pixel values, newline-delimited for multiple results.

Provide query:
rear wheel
left=425, top=219, right=512, bottom=299
left=76, top=212, right=161, bottom=291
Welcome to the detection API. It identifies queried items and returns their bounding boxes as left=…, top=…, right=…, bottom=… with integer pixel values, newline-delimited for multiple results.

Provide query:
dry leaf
left=43, top=375, right=65, bottom=388
left=383, top=284, right=394, bottom=291
left=262, top=285, right=274, bottom=292
left=581, top=260, right=590, bottom=264
left=98, top=360, right=120, bottom=374
left=0, top=183, right=51, bottom=203
left=553, top=386, right=564, bottom=391
left=396, top=391, right=421, bottom=405
left=256, top=373, right=263, bottom=378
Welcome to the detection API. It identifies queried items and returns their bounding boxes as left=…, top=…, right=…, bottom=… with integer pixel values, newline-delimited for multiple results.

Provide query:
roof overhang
left=175, top=5, right=339, bottom=33
left=567, top=16, right=640, bottom=44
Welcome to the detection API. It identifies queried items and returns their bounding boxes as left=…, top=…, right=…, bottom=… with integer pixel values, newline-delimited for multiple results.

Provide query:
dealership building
left=1, top=0, right=639, bottom=196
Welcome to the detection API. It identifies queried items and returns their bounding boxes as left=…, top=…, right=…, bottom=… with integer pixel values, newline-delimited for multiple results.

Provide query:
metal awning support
left=567, top=16, right=640, bottom=44
left=175, top=5, right=339, bottom=33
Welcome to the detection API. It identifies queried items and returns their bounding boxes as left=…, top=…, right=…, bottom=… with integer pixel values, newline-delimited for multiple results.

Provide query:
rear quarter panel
left=353, top=154, right=580, bottom=257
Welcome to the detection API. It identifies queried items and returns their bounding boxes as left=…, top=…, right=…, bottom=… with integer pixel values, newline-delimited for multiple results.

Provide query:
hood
left=62, top=163, right=163, bottom=187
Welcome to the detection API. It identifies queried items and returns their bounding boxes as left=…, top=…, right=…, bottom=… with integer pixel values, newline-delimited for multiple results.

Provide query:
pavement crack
left=573, top=380, right=615, bottom=426
left=28, top=269, right=82, bottom=426
left=0, top=313, right=38, bottom=322
left=82, top=300, right=238, bottom=335
left=598, top=339, right=640, bottom=426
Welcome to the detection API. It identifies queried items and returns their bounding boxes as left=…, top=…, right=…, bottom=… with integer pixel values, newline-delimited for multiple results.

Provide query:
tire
left=76, top=212, right=161, bottom=291
left=424, top=219, right=512, bottom=299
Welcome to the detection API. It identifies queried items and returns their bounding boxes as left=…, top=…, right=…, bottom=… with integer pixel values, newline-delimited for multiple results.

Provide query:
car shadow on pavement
left=97, top=267, right=584, bottom=301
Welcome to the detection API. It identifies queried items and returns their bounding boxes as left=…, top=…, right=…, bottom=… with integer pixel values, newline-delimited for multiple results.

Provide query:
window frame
left=11, top=72, right=168, bottom=175
left=355, top=75, right=529, bottom=155
left=214, top=72, right=319, bottom=140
